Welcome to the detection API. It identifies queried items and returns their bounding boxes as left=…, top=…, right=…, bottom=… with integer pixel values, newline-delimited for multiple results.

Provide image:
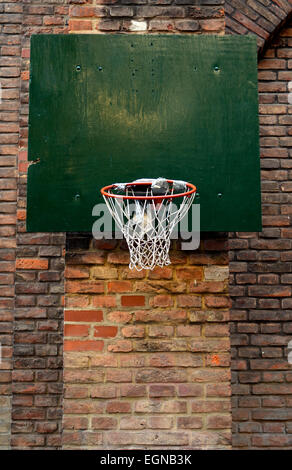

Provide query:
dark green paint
left=27, top=34, right=261, bottom=232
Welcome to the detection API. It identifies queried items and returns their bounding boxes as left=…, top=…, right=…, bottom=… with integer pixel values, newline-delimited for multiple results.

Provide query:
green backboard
left=27, top=34, right=261, bottom=232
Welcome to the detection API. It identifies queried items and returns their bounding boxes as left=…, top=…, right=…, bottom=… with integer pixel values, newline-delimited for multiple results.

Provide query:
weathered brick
left=122, top=325, right=145, bottom=338
left=94, top=326, right=118, bottom=338
left=64, top=340, right=103, bottom=352
left=92, top=417, right=117, bottom=429
left=16, top=258, right=48, bottom=270
left=121, top=295, right=145, bottom=307
left=64, top=309, right=103, bottom=322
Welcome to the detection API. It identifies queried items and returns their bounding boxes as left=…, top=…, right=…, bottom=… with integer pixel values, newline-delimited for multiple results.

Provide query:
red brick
left=148, top=416, right=173, bottom=429
left=64, top=324, right=89, bottom=337
left=176, top=384, right=203, bottom=397
left=177, top=416, right=203, bottom=429
left=12, top=408, right=46, bottom=420
left=70, top=6, right=99, bottom=17
left=206, top=384, right=231, bottom=397
left=207, top=415, right=232, bottom=429
left=106, top=401, right=131, bottom=413
left=120, top=416, right=147, bottom=429
left=176, top=267, right=203, bottom=280
left=16, top=258, right=48, bottom=270
left=64, top=340, right=103, bottom=352
left=92, top=295, right=116, bottom=307
left=150, top=295, right=173, bottom=307
left=68, top=19, right=92, bottom=31
left=108, top=281, right=132, bottom=292
left=98, top=19, right=121, bottom=31
left=63, top=417, right=89, bottom=430
left=205, top=324, right=230, bottom=337
left=66, top=280, right=104, bottom=294
left=64, top=386, right=88, bottom=399
left=92, top=266, right=118, bottom=279
left=176, top=325, right=201, bottom=337
left=62, top=432, right=82, bottom=446
left=64, top=309, right=103, bottom=322
left=148, top=267, right=172, bottom=279
left=200, top=18, right=224, bottom=32
left=107, top=311, right=132, bottom=323
left=122, top=325, right=145, bottom=338
left=64, top=369, right=103, bottom=384
left=135, top=309, right=187, bottom=322
left=205, top=295, right=231, bottom=308
left=190, top=281, right=225, bottom=293
left=120, top=384, right=146, bottom=397
left=90, top=385, right=116, bottom=398
left=107, top=252, right=130, bottom=264
left=66, top=252, right=105, bottom=265
left=43, top=16, right=64, bottom=26
left=94, top=326, right=118, bottom=338
left=248, top=285, right=291, bottom=297
left=121, top=295, right=145, bottom=307
left=108, top=340, right=132, bottom=353
left=92, top=417, right=117, bottom=429
left=148, top=325, right=174, bottom=337
left=177, top=295, right=202, bottom=307
left=149, top=385, right=175, bottom=397
left=65, top=266, right=90, bottom=279
left=11, top=436, right=45, bottom=447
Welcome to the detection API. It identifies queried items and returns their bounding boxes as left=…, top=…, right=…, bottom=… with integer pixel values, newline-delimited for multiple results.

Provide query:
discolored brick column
left=63, top=236, right=232, bottom=449
left=61, top=0, right=232, bottom=450
left=0, top=0, right=23, bottom=450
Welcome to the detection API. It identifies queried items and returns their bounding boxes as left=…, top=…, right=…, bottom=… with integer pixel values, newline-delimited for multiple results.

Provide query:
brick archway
left=226, top=0, right=292, bottom=55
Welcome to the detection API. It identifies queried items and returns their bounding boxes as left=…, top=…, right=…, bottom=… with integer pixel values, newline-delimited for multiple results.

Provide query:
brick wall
left=11, top=1, right=68, bottom=449
left=0, top=0, right=22, bottom=450
left=2, top=0, right=292, bottom=450
left=68, top=0, right=225, bottom=35
left=63, top=235, right=231, bottom=449
left=229, top=19, right=292, bottom=449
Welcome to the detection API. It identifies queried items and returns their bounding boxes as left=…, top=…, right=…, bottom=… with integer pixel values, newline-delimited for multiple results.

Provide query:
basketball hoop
left=101, top=178, right=196, bottom=271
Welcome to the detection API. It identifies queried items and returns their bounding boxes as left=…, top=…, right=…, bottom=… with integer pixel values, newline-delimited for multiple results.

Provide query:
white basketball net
left=102, top=178, right=195, bottom=271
